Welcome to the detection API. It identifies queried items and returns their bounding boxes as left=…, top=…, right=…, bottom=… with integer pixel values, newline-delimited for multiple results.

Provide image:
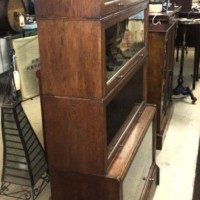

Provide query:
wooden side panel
left=42, top=95, right=107, bottom=174
left=34, top=0, right=148, bottom=19
left=37, top=20, right=104, bottom=99
left=148, top=23, right=176, bottom=149
left=148, top=31, right=165, bottom=131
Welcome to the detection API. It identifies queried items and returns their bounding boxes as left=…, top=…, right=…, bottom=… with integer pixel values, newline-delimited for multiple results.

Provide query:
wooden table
left=173, top=18, right=199, bottom=103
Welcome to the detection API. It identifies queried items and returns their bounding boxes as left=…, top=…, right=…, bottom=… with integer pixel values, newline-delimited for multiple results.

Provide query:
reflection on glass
left=106, top=67, right=143, bottom=145
left=192, top=0, right=200, bottom=9
left=106, top=11, right=145, bottom=80
left=193, top=0, right=200, bottom=4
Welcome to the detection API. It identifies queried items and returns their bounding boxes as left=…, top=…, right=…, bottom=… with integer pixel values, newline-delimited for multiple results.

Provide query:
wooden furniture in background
left=176, top=11, right=200, bottom=90
left=171, top=0, right=192, bottom=11
left=171, top=0, right=200, bottom=98
left=148, top=5, right=181, bottom=22
left=148, top=8, right=180, bottom=149
left=175, top=19, right=200, bottom=94
left=35, top=0, right=159, bottom=199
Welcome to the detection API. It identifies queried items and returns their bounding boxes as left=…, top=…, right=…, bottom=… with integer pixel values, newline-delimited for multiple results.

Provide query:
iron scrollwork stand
left=0, top=50, right=49, bottom=200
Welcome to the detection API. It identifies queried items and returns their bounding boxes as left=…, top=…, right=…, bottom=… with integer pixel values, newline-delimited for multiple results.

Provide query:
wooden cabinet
left=35, top=0, right=159, bottom=199
left=148, top=19, right=177, bottom=149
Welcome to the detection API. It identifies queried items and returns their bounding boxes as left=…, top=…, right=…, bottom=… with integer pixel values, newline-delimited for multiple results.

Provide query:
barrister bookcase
left=34, top=0, right=159, bottom=199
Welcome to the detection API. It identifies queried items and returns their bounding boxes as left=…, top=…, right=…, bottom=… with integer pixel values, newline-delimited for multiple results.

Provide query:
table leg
left=196, top=45, right=200, bottom=81
left=173, top=25, right=197, bottom=104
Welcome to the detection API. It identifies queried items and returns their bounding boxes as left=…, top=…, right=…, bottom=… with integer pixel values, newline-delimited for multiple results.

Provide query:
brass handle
left=138, top=54, right=144, bottom=58
left=149, top=178, right=155, bottom=182
left=117, top=74, right=124, bottom=79
left=143, top=177, right=155, bottom=182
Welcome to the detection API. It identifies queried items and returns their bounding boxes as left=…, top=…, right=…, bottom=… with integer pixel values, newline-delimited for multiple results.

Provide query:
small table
left=173, top=18, right=198, bottom=104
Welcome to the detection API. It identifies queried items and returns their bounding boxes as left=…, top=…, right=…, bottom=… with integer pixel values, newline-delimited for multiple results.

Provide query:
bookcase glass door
left=106, top=11, right=145, bottom=80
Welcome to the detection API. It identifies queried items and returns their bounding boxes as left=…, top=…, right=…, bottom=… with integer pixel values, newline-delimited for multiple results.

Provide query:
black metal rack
left=0, top=99, right=49, bottom=200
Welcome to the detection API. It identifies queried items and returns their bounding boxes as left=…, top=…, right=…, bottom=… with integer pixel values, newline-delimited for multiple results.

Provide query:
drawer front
left=123, top=122, right=153, bottom=200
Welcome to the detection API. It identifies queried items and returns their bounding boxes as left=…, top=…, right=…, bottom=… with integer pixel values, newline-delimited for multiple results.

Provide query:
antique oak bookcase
left=35, top=0, right=159, bottom=199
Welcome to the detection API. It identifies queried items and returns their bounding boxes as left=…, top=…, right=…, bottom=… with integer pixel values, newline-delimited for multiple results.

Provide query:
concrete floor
left=0, top=48, right=199, bottom=200
left=153, top=49, right=200, bottom=200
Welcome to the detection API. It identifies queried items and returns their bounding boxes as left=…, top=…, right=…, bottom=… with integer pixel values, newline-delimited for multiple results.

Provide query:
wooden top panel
left=34, top=0, right=101, bottom=18
left=34, top=0, right=148, bottom=19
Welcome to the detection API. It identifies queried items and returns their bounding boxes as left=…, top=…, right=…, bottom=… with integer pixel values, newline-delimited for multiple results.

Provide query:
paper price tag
left=19, top=15, right=25, bottom=27
left=13, top=70, right=20, bottom=91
